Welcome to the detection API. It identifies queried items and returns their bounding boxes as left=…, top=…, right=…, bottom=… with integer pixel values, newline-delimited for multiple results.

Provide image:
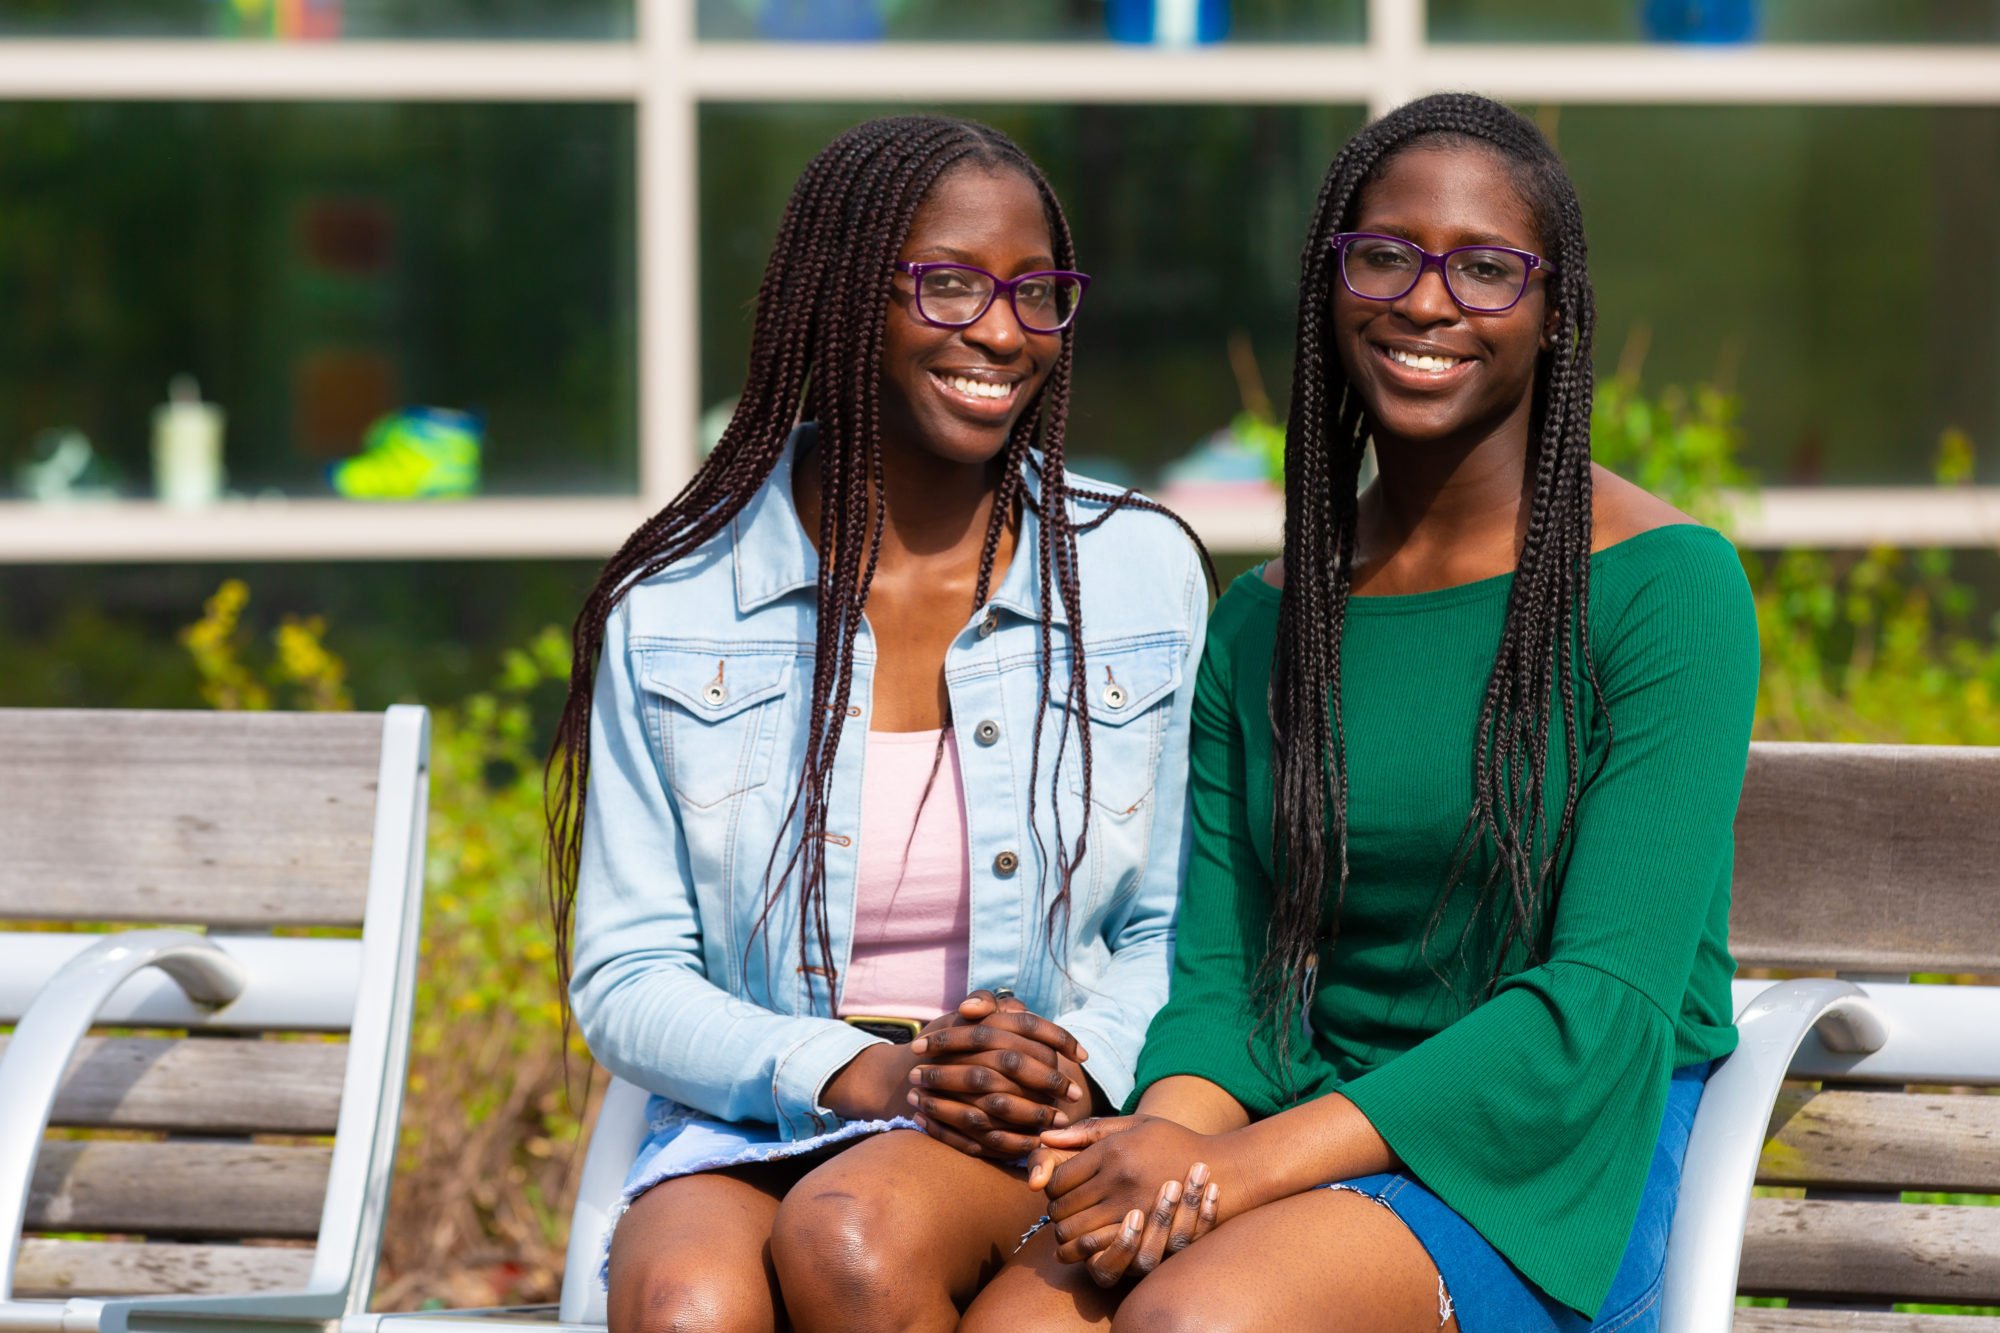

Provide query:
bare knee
left=1113, top=1276, right=1243, bottom=1333
left=770, top=1181, right=925, bottom=1323
left=608, top=1255, right=777, bottom=1333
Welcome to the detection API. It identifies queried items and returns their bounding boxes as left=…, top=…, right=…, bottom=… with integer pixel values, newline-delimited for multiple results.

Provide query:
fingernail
left=1189, top=1162, right=1210, bottom=1188
left=1077, top=1048, right=1090, bottom=1062
left=1067, top=1083, right=1084, bottom=1102
left=1125, top=1211, right=1143, bottom=1234
left=1051, top=1112, right=1071, bottom=1128
left=1163, top=1180, right=1182, bottom=1204
left=910, top=1037, right=928, bottom=1054
left=1205, top=1182, right=1219, bottom=1205
left=906, top=1090, right=920, bottom=1107
left=914, top=1114, right=928, bottom=1130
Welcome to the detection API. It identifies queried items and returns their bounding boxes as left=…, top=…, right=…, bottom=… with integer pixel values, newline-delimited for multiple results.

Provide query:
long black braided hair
left=1259, top=93, right=1608, bottom=1074
left=546, top=114, right=1209, bottom=1005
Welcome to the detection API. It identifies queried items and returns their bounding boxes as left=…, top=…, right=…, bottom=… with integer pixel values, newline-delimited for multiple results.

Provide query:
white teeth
left=938, top=373, right=1014, bottom=401
left=1387, top=348, right=1462, bottom=373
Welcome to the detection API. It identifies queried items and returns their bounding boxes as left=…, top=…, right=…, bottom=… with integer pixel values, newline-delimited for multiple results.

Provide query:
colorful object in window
left=1107, top=0, right=1229, bottom=45
left=736, top=0, right=910, bottom=40
left=1642, top=0, right=1757, bottom=43
left=216, top=0, right=343, bottom=40
left=331, top=407, right=483, bottom=500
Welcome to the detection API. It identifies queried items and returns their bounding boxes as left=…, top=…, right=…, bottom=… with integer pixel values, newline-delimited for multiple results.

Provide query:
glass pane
left=1549, top=104, right=1998, bottom=485
left=1430, top=0, right=2000, bottom=44
left=700, top=103, right=1367, bottom=490
left=0, top=0, right=632, bottom=40
left=0, top=103, right=638, bottom=501
left=697, top=0, right=1364, bottom=43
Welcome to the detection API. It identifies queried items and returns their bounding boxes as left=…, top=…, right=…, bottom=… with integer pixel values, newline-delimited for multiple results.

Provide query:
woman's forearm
left=1221, top=1092, right=1399, bottom=1214
left=1135, top=1074, right=1252, bottom=1135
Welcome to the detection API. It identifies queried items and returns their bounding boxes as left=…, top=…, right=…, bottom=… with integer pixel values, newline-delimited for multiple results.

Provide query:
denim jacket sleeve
left=1049, top=541, right=1210, bottom=1108
left=569, top=597, right=883, bottom=1141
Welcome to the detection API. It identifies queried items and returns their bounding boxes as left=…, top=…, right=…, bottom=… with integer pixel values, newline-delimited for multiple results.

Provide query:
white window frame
left=1, top=0, right=1996, bottom=561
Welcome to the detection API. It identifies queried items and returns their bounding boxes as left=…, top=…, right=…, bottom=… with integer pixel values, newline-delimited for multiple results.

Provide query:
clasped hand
left=904, top=989, right=1093, bottom=1159
left=1028, top=1115, right=1224, bottom=1287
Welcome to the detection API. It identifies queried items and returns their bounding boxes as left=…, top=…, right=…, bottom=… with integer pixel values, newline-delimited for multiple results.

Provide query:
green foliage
left=1593, top=373, right=2000, bottom=747
left=181, top=589, right=587, bottom=1307
left=1589, top=374, right=1754, bottom=532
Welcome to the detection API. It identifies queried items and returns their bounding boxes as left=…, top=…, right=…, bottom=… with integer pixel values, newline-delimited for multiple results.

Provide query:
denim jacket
left=571, top=427, right=1208, bottom=1141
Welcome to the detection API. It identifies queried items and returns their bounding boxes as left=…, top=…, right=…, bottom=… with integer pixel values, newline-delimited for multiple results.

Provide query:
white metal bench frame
left=0, top=705, right=431, bottom=1333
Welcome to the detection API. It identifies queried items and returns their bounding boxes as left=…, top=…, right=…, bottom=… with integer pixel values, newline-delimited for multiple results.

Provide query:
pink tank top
left=839, top=728, right=972, bottom=1023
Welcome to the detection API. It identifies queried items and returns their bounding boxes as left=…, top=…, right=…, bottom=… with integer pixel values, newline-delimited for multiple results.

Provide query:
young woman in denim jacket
left=542, top=116, right=1210, bottom=1332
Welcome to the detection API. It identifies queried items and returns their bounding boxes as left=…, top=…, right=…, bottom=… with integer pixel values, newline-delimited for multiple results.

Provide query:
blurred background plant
left=179, top=582, right=596, bottom=1308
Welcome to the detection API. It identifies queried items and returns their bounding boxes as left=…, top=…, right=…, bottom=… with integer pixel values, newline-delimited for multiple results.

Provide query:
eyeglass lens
left=1341, top=236, right=1530, bottom=312
left=916, top=266, right=1083, bottom=332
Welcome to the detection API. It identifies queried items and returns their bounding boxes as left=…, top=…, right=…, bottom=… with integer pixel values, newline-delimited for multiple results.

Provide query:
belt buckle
left=843, top=1014, right=923, bottom=1044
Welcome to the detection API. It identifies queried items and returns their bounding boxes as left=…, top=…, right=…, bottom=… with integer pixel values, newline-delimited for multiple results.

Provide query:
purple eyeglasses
left=1331, top=232, right=1557, bottom=314
left=894, top=261, right=1092, bottom=334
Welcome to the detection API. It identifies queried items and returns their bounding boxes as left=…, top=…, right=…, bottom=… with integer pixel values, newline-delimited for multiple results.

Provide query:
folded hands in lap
left=904, top=989, right=1094, bottom=1159
left=1031, top=1115, right=1225, bottom=1286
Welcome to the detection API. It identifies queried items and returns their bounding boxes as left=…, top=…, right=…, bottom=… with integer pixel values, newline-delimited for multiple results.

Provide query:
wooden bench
left=0, top=706, right=430, bottom=1333
left=1664, top=742, right=2000, bottom=1330
left=341, top=739, right=1998, bottom=1331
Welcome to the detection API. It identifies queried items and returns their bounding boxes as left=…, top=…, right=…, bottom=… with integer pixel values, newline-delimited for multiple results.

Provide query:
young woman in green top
left=952, top=94, right=1757, bottom=1332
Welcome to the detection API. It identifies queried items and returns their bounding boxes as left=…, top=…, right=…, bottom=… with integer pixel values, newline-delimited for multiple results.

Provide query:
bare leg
left=957, top=1206, right=1120, bottom=1333
left=1110, top=1187, right=1461, bottom=1333
left=769, top=1129, right=1049, bottom=1333
left=606, top=1159, right=808, bottom=1333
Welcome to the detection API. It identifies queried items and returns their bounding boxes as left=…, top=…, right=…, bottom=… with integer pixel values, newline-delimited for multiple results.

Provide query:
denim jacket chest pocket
left=1049, top=638, right=1185, bottom=818
left=638, top=646, right=794, bottom=809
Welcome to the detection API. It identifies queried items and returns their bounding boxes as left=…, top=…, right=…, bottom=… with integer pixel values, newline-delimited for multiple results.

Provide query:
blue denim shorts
left=1325, top=1062, right=1711, bottom=1332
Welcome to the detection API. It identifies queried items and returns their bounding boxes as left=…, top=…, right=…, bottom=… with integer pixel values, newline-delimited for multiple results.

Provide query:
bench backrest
left=0, top=707, right=428, bottom=1317
left=1728, top=741, right=2000, bottom=1319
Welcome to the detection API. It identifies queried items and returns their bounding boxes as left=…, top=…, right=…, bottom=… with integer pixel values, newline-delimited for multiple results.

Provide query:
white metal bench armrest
left=556, top=1078, right=651, bottom=1327
left=1658, top=978, right=1888, bottom=1333
left=0, top=930, right=247, bottom=1301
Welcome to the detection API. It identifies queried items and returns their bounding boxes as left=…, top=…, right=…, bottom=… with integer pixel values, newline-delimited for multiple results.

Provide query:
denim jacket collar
left=731, top=423, right=1071, bottom=627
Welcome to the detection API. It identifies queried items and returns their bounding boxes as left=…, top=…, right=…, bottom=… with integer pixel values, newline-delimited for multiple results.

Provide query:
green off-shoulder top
left=1131, top=523, right=1759, bottom=1317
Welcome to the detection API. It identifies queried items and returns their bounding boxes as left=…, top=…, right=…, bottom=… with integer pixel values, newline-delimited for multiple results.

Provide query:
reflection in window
left=696, top=0, right=1363, bottom=43
left=1548, top=104, right=1998, bottom=484
left=1431, top=0, right=2000, bottom=44
left=0, top=103, right=638, bottom=501
left=0, top=0, right=632, bottom=40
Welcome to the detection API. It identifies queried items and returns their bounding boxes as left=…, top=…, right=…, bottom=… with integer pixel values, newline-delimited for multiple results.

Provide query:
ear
left=1539, top=302, right=1559, bottom=351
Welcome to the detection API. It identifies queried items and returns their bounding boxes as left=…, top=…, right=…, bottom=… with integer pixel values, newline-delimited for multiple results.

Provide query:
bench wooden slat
left=0, top=1035, right=347, bottom=1135
left=1736, top=1311, right=1992, bottom=1331
left=0, top=709, right=381, bottom=928
left=1759, top=1089, right=2000, bottom=1194
left=1732, top=743, right=2000, bottom=973
left=1738, top=1197, right=2000, bottom=1305
left=26, top=1141, right=330, bottom=1239
left=13, top=1238, right=314, bottom=1299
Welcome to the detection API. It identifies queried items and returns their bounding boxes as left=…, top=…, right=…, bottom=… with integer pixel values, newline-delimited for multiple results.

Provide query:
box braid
left=1259, top=93, right=1608, bottom=1081
left=545, top=113, right=1210, bottom=1005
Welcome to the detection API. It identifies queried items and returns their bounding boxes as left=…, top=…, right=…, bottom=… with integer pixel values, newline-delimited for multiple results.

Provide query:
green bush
left=181, top=583, right=590, bottom=1307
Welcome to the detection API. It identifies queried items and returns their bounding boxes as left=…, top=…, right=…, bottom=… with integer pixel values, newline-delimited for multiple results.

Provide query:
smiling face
left=1332, top=141, right=1556, bottom=453
left=879, top=163, right=1063, bottom=469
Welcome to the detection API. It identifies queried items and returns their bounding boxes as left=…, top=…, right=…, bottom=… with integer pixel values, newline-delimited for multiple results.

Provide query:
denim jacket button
left=1103, top=684, right=1128, bottom=709
left=974, top=719, right=1001, bottom=746
left=978, top=611, right=998, bottom=638
left=702, top=683, right=727, bottom=706
left=993, top=850, right=1019, bottom=876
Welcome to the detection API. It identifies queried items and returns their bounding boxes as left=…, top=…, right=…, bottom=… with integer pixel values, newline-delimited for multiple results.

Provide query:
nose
left=961, top=291, right=1027, bottom=357
left=1393, top=257, right=1460, bottom=327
